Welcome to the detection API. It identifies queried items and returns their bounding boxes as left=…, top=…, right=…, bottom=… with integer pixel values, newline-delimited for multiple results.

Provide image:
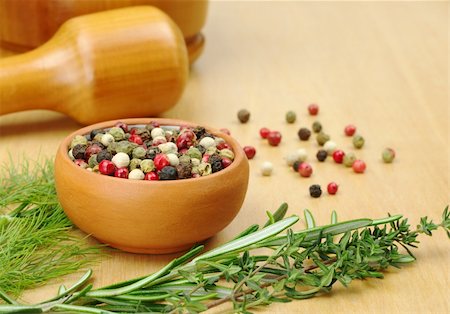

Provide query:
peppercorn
left=308, top=104, right=319, bottom=115
left=96, top=150, right=112, bottom=163
left=312, top=121, right=322, bottom=133
left=128, top=169, right=145, bottom=180
left=332, top=150, right=345, bottom=164
left=298, top=128, right=311, bottom=141
left=219, top=149, right=235, bottom=160
left=194, top=145, right=206, bottom=155
left=352, top=160, right=366, bottom=173
left=309, top=184, right=322, bottom=198
left=150, top=127, right=165, bottom=139
left=101, top=133, right=115, bottom=147
left=115, top=121, right=129, bottom=133
left=113, top=140, right=138, bottom=155
left=298, top=162, right=313, bottom=177
left=205, top=146, right=218, bottom=156
left=144, top=172, right=159, bottom=180
left=237, top=109, right=250, bottom=123
left=323, top=140, right=337, bottom=155
left=292, top=160, right=302, bottom=172
left=140, top=159, right=155, bottom=173
left=209, top=154, right=222, bottom=165
left=178, top=154, right=191, bottom=165
left=74, top=159, right=89, bottom=169
left=176, top=163, right=193, bottom=178
left=98, top=160, right=116, bottom=175
left=108, top=127, right=126, bottom=141
left=68, top=149, right=75, bottom=161
left=129, top=134, right=143, bottom=145
left=159, top=166, right=178, bottom=180
left=285, top=111, right=296, bottom=123
left=343, top=152, right=356, bottom=167
left=146, top=147, right=161, bottom=160
left=198, top=162, right=212, bottom=176
left=84, top=143, right=103, bottom=160
left=211, top=161, right=223, bottom=173
left=166, top=153, right=180, bottom=166
left=267, top=131, right=282, bottom=146
left=344, top=124, right=356, bottom=136
left=222, top=158, right=233, bottom=168
left=187, top=147, right=202, bottom=160
left=259, top=127, right=270, bottom=139
left=353, top=135, right=365, bottom=149
left=89, top=129, right=104, bottom=142
left=243, top=146, right=256, bottom=159
left=114, top=167, right=129, bottom=179
left=382, top=148, right=396, bottom=163
left=129, top=158, right=142, bottom=171
left=316, top=150, right=328, bottom=162
left=192, top=126, right=206, bottom=139
left=111, top=152, right=130, bottom=168
left=199, top=137, right=216, bottom=149
left=132, top=147, right=147, bottom=159
left=217, top=142, right=230, bottom=150
left=261, top=161, right=273, bottom=176
left=88, top=154, right=99, bottom=168
left=316, top=132, right=330, bottom=146
left=327, top=182, right=338, bottom=195
left=176, top=130, right=195, bottom=150
left=70, top=135, right=88, bottom=149
left=72, top=144, right=86, bottom=160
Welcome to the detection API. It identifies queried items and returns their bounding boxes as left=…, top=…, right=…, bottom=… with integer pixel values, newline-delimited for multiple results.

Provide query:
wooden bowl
left=54, top=118, right=249, bottom=254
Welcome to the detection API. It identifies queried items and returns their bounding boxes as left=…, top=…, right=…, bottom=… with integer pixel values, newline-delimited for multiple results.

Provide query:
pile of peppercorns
left=237, top=104, right=396, bottom=198
left=68, top=122, right=235, bottom=180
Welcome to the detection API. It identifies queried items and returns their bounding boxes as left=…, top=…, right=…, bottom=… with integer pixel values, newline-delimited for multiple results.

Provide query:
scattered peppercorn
left=382, top=148, right=396, bottom=163
left=316, top=150, right=328, bottom=162
left=353, top=135, right=365, bottom=149
left=327, top=182, right=338, bottom=195
left=243, top=146, right=256, bottom=159
left=352, top=160, right=366, bottom=173
left=237, top=109, right=250, bottom=123
left=259, top=127, right=270, bottom=139
left=332, top=150, right=345, bottom=164
left=292, top=160, right=302, bottom=172
left=312, top=121, right=322, bottom=133
left=298, top=128, right=311, bottom=141
left=343, top=152, right=356, bottom=167
left=285, top=111, right=296, bottom=123
left=261, top=161, right=273, bottom=176
left=298, top=162, right=313, bottom=177
left=316, top=132, right=330, bottom=146
left=323, top=140, right=337, bottom=155
left=308, top=104, right=319, bottom=115
left=267, top=131, right=282, bottom=146
left=309, top=184, right=322, bottom=198
left=344, top=124, right=356, bottom=136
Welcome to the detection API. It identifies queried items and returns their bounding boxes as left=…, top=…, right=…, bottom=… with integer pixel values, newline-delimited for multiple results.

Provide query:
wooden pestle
left=0, top=6, right=189, bottom=125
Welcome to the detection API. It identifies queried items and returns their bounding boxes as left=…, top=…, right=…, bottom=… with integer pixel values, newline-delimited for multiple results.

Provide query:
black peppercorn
left=298, top=128, right=311, bottom=141
left=193, top=126, right=206, bottom=139
left=312, top=121, right=322, bottom=133
left=90, top=129, right=104, bottom=141
left=316, top=150, right=328, bottom=162
left=309, top=184, right=322, bottom=198
left=96, top=150, right=112, bottom=163
left=159, top=166, right=178, bottom=180
left=237, top=109, right=250, bottom=123
left=146, top=147, right=161, bottom=160
left=211, top=161, right=223, bottom=173
left=209, top=154, right=222, bottom=165
left=176, top=164, right=193, bottom=179
left=292, top=160, right=302, bottom=172
left=195, top=145, right=206, bottom=155
left=72, top=144, right=87, bottom=160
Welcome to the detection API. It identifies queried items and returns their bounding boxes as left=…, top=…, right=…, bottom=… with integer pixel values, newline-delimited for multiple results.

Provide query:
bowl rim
left=57, top=118, right=247, bottom=185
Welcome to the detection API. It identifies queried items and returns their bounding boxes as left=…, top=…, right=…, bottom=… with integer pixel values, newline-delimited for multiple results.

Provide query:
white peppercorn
left=111, top=152, right=130, bottom=168
left=129, top=169, right=145, bottom=180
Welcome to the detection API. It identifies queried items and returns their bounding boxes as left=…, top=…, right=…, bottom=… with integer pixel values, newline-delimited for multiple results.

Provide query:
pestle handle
left=0, top=6, right=189, bottom=125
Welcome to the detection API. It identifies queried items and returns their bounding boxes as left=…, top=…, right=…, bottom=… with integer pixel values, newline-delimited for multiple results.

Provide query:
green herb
left=1, top=204, right=447, bottom=313
left=0, top=158, right=100, bottom=296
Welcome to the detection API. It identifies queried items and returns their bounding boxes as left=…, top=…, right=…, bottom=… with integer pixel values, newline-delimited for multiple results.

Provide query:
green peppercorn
left=316, top=132, right=330, bottom=146
left=129, top=158, right=142, bottom=170
left=309, top=184, right=322, bottom=198
left=343, top=152, right=356, bottom=167
left=237, top=109, right=250, bottom=123
left=178, top=154, right=191, bottom=165
left=113, top=141, right=138, bottom=155
left=285, top=111, right=296, bottom=123
left=187, top=147, right=202, bottom=160
left=89, top=129, right=104, bottom=141
left=316, top=150, right=328, bottom=162
left=298, top=128, right=311, bottom=141
left=219, top=149, right=235, bottom=160
left=353, top=135, right=365, bottom=149
left=70, top=135, right=88, bottom=149
left=382, top=148, right=395, bottom=163
left=198, top=162, right=212, bottom=176
left=88, top=154, right=99, bottom=168
left=140, top=159, right=155, bottom=173
left=108, top=127, right=126, bottom=141
left=312, top=121, right=322, bottom=133
left=132, top=147, right=147, bottom=159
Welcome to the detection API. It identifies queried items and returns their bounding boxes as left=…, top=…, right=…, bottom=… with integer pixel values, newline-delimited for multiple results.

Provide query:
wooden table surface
left=0, top=1, right=448, bottom=313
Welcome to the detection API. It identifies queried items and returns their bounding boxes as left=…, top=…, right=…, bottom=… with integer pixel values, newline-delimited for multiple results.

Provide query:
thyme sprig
left=1, top=203, right=448, bottom=313
left=0, top=158, right=100, bottom=296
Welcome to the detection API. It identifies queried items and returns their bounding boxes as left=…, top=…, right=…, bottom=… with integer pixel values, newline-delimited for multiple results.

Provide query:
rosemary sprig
left=1, top=204, right=447, bottom=313
left=0, top=158, right=100, bottom=296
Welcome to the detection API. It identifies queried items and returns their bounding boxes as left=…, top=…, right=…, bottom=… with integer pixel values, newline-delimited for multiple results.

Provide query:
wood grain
left=0, top=2, right=448, bottom=313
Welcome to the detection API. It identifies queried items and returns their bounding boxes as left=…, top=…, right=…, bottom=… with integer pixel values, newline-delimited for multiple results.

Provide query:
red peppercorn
left=144, top=172, right=159, bottom=180
left=327, top=182, right=339, bottom=195
left=99, top=160, right=116, bottom=175
left=308, top=103, right=319, bottom=115
left=129, top=134, right=143, bottom=145
left=74, top=159, right=88, bottom=168
left=344, top=124, right=356, bottom=136
left=114, top=121, right=129, bottom=133
left=267, top=131, right=282, bottom=146
left=222, top=157, right=233, bottom=168
left=259, top=127, right=270, bottom=139
left=298, top=162, right=313, bottom=177
left=220, top=128, right=231, bottom=135
left=84, top=144, right=102, bottom=160
left=192, top=173, right=201, bottom=178
left=332, top=150, right=345, bottom=164
left=202, top=154, right=210, bottom=163
left=154, top=154, right=170, bottom=171
left=216, top=142, right=231, bottom=150
left=114, top=167, right=129, bottom=179
left=352, top=160, right=366, bottom=173
left=176, top=130, right=195, bottom=149
left=243, top=146, right=256, bottom=159
left=179, top=148, right=188, bottom=154
left=129, top=128, right=137, bottom=135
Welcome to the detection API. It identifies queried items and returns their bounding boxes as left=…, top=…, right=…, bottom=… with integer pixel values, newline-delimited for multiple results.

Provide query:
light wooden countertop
left=0, top=2, right=448, bottom=313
